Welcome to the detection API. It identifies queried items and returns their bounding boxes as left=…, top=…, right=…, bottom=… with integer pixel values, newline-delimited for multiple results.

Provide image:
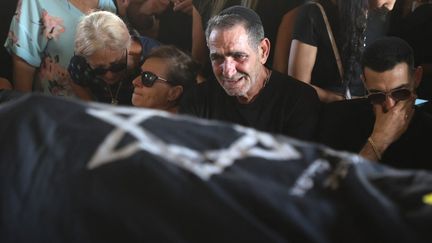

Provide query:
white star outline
left=86, top=104, right=301, bottom=180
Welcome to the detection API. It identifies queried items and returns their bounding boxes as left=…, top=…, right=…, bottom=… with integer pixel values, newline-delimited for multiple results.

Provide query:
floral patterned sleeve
left=4, top=0, right=49, bottom=67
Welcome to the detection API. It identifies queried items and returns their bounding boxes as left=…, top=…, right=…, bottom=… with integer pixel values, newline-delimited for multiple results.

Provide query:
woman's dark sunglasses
left=92, top=62, right=127, bottom=75
left=91, top=50, right=128, bottom=75
left=367, top=88, right=412, bottom=105
left=140, top=71, right=170, bottom=87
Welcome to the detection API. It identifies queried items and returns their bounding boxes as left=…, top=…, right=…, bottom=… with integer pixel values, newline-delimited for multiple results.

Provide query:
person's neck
left=236, top=66, right=271, bottom=104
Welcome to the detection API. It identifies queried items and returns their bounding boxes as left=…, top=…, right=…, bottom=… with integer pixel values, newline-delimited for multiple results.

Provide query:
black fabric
left=179, top=70, right=321, bottom=141
left=292, top=1, right=341, bottom=94
left=292, top=0, right=364, bottom=96
left=158, top=6, right=192, bottom=52
left=389, top=3, right=432, bottom=100
left=317, top=98, right=432, bottom=171
left=1, top=92, right=432, bottom=243
left=192, top=0, right=305, bottom=78
left=0, top=0, right=18, bottom=81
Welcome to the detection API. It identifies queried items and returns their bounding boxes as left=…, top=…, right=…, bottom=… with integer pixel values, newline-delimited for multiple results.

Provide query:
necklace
left=107, top=81, right=122, bottom=105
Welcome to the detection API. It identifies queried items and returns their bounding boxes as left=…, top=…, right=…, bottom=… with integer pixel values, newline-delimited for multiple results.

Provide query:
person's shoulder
left=134, top=35, right=160, bottom=58
left=182, top=80, right=212, bottom=102
left=271, top=70, right=316, bottom=95
left=179, top=80, right=218, bottom=115
left=297, top=1, right=322, bottom=15
left=323, top=98, right=371, bottom=111
left=414, top=102, right=432, bottom=128
left=317, top=98, right=373, bottom=151
left=321, top=98, right=372, bottom=121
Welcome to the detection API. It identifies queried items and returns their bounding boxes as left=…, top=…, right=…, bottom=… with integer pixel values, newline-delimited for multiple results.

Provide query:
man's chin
left=223, top=87, right=246, bottom=97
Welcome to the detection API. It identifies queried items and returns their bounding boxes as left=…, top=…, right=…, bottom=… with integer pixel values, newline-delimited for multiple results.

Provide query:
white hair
left=74, top=11, right=131, bottom=58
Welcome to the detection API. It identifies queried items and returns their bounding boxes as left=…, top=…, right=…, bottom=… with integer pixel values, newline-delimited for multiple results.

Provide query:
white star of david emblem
left=86, top=104, right=301, bottom=180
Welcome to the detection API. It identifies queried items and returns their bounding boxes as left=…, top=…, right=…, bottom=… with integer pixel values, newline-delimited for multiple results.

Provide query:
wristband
left=368, top=137, right=382, bottom=161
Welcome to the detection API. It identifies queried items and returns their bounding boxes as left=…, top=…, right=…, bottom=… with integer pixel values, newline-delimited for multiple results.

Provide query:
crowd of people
left=0, top=0, right=431, bottom=170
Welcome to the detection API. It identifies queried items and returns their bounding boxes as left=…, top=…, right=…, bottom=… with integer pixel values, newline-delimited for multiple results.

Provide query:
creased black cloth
left=0, top=92, right=431, bottom=243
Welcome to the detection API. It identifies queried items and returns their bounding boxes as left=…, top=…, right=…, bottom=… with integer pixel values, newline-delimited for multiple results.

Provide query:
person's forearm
left=71, top=83, right=93, bottom=101
left=12, top=54, right=36, bottom=92
left=0, top=77, right=12, bottom=90
left=359, top=140, right=381, bottom=162
left=359, top=135, right=391, bottom=162
left=311, top=84, right=344, bottom=103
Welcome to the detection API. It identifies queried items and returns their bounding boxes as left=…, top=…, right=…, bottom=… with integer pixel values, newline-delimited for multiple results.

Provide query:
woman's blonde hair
left=74, top=11, right=131, bottom=58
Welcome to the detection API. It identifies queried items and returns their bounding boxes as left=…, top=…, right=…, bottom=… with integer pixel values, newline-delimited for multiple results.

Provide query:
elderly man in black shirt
left=180, top=6, right=320, bottom=141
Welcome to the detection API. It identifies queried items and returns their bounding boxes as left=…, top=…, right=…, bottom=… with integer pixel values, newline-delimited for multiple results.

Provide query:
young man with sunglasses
left=318, top=37, right=432, bottom=170
left=180, top=6, right=321, bottom=141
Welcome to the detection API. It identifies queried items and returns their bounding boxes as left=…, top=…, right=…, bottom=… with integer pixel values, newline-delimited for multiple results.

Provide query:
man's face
left=369, top=0, right=396, bottom=12
left=207, top=24, right=267, bottom=98
left=363, top=63, right=417, bottom=112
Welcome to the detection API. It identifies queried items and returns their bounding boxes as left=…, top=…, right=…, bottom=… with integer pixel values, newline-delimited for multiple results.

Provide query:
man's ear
left=168, top=85, right=184, bottom=102
left=259, top=38, right=270, bottom=65
left=413, top=65, right=423, bottom=89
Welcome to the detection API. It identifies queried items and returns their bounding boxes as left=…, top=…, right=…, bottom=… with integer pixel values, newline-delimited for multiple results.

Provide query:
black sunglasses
left=140, top=71, right=170, bottom=87
left=92, top=62, right=127, bottom=75
left=91, top=51, right=128, bottom=75
left=366, top=87, right=412, bottom=105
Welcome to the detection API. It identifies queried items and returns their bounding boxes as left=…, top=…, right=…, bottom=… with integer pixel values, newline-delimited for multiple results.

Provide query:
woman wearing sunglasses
left=69, top=11, right=160, bottom=105
left=131, top=45, right=199, bottom=113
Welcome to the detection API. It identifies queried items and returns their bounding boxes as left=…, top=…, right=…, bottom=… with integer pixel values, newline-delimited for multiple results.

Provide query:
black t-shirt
left=317, top=98, right=432, bottom=171
left=292, top=0, right=365, bottom=96
left=389, top=2, right=432, bottom=66
left=389, top=3, right=432, bottom=100
left=292, top=0, right=342, bottom=94
left=158, top=6, right=192, bottom=52
left=193, top=0, right=305, bottom=78
left=180, top=70, right=321, bottom=141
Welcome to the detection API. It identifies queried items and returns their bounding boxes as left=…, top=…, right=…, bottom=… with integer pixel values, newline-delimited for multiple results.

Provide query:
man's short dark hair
left=205, top=6, right=264, bottom=49
left=361, top=37, right=415, bottom=74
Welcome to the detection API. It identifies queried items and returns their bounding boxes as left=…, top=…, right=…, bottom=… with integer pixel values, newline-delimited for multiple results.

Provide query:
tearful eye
left=210, top=55, right=224, bottom=64
left=233, top=54, right=247, bottom=62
